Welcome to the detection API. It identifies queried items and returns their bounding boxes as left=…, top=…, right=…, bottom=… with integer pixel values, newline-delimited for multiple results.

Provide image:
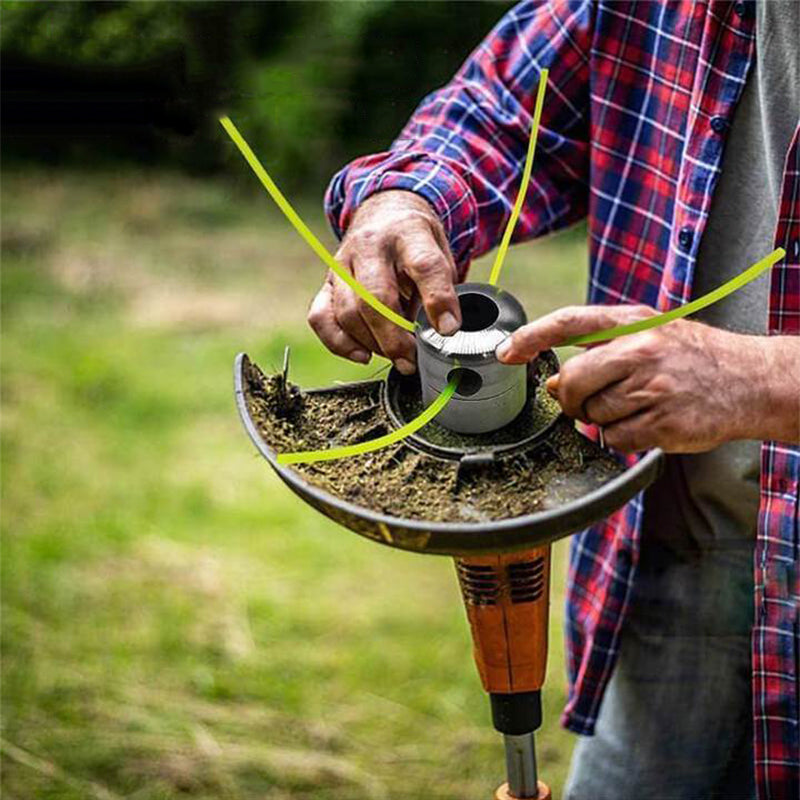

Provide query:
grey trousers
left=564, top=533, right=755, bottom=800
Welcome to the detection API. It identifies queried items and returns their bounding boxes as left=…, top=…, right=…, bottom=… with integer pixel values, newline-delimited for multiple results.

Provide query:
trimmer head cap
left=415, top=283, right=528, bottom=434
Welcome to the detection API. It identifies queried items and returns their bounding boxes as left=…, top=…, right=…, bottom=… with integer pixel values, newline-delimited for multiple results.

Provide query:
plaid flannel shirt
left=324, top=2, right=800, bottom=795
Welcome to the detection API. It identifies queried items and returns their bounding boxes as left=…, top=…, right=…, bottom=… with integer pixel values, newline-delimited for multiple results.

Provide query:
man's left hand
left=496, top=305, right=798, bottom=453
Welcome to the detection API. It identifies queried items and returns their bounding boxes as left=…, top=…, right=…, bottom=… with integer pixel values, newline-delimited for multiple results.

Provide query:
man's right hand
left=307, top=190, right=462, bottom=374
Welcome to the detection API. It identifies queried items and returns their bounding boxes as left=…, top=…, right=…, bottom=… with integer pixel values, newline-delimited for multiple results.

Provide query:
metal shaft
left=503, top=732, right=539, bottom=798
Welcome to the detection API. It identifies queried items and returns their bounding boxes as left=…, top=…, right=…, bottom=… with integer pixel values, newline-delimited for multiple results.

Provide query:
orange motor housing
left=455, top=546, right=551, bottom=695
left=455, top=546, right=552, bottom=799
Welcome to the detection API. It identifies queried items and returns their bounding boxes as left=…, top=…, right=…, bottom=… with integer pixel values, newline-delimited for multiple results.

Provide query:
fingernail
left=546, top=375, right=559, bottom=396
left=395, top=358, right=416, bottom=375
left=496, top=339, right=512, bottom=362
left=350, top=349, right=371, bottom=364
left=437, top=311, right=459, bottom=336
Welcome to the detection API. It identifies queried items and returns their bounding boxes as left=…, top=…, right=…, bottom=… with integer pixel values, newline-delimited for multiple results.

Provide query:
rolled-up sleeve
left=325, top=0, right=594, bottom=277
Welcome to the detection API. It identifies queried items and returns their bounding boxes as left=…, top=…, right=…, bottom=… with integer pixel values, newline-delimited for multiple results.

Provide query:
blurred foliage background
left=2, top=0, right=507, bottom=185
left=2, top=3, right=591, bottom=799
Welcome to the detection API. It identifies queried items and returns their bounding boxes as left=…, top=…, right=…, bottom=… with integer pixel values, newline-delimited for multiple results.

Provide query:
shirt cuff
left=325, top=151, right=479, bottom=279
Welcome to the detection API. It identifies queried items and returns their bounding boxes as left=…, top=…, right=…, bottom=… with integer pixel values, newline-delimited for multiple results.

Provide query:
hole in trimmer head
left=459, top=292, right=500, bottom=331
left=448, top=367, right=483, bottom=397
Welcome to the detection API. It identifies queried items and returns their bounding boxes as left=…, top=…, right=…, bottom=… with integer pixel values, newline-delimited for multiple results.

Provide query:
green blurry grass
left=1, top=169, right=589, bottom=800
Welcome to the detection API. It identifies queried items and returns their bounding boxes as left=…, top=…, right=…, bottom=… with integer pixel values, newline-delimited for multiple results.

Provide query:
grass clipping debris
left=243, top=359, right=623, bottom=524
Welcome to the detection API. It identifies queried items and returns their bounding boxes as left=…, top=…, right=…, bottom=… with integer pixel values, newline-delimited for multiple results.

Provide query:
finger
left=307, top=280, right=372, bottom=364
left=496, top=304, right=657, bottom=364
left=331, top=272, right=382, bottom=355
left=547, top=340, right=639, bottom=420
left=603, top=409, right=657, bottom=453
left=351, top=251, right=417, bottom=374
left=583, top=374, right=655, bottom=426
left=394, top=226, right=461, bottom=335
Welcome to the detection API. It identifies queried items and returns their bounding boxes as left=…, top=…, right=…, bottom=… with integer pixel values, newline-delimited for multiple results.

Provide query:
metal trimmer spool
left=416, top=283, right=528, bottom=434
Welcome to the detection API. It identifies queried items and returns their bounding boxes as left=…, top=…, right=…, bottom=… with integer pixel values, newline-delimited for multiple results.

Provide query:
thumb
left=395, top=226, right=461, bottom=336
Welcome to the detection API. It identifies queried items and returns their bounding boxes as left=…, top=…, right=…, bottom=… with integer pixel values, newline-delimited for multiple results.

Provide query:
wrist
left=334, top=155, right=477, bottom=276
left=352, top=189, right=439, bottom=227
left=738, top=335, right=800, bottom=443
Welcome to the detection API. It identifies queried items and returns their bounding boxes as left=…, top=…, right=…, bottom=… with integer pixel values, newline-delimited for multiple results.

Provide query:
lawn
left=1, top=167, right=590, bottom=799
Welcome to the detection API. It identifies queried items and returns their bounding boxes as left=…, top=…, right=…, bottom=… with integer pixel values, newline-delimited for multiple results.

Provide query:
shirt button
left=710, top=115, right=727, bottom=134
left=678, top=226, right=694, bottom=251
left=733, top=2, right=746, bottom=17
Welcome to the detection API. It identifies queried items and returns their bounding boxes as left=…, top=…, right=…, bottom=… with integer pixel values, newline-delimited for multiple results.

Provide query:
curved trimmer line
left=488, top=69, right=549, bottom=287
left=221, top=91, right=784, bottom=465
left=221, top=75, right=549, bottom=465
left=277, top=376, right=459, bottom=465
left=219, top=116, right=416, bottom=333
left=221, top=66, right=547, bottom=331
left=561, top=247, right=785, bottom=347
left=275, top=247, right=784, bottom=464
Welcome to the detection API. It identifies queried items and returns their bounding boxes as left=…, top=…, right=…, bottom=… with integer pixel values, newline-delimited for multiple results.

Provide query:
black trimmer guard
left=234, top=352, right=663, bottom=556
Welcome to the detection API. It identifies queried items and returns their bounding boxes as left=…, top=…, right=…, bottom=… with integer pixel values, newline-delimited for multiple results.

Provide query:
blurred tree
left=233, top=1, right=391, bottom=187
left=1, top=2, right=187, bottom=65
left=339, top=2, right=510, bottom=161
left=1, top=1, right=511, bottom=187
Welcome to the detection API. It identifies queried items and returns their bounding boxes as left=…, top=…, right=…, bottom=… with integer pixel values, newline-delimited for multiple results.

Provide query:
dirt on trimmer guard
left=234, top=351, right=663, bottom=556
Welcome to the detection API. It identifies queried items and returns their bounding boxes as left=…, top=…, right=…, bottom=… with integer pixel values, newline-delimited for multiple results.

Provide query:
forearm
left=745, top=335, right=800, bottom=443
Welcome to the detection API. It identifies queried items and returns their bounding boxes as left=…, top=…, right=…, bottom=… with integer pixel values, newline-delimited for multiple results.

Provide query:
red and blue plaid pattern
left=325, top=2, right=800, bottom=795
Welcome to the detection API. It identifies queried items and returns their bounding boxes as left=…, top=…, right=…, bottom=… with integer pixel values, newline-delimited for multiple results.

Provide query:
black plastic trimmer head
left=234, top=352, right=663, bottom=556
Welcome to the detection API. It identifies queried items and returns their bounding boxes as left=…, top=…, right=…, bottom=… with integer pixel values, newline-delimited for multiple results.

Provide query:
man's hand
left=496, top=305, right=800, bottom=453
left=308, top=190, right=461, bottom=374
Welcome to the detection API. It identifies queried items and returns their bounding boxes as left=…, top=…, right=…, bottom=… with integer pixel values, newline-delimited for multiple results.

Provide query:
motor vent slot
left=507, top=558, right=545, bottom=604
left=457, top=562, right=500, bottom=606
